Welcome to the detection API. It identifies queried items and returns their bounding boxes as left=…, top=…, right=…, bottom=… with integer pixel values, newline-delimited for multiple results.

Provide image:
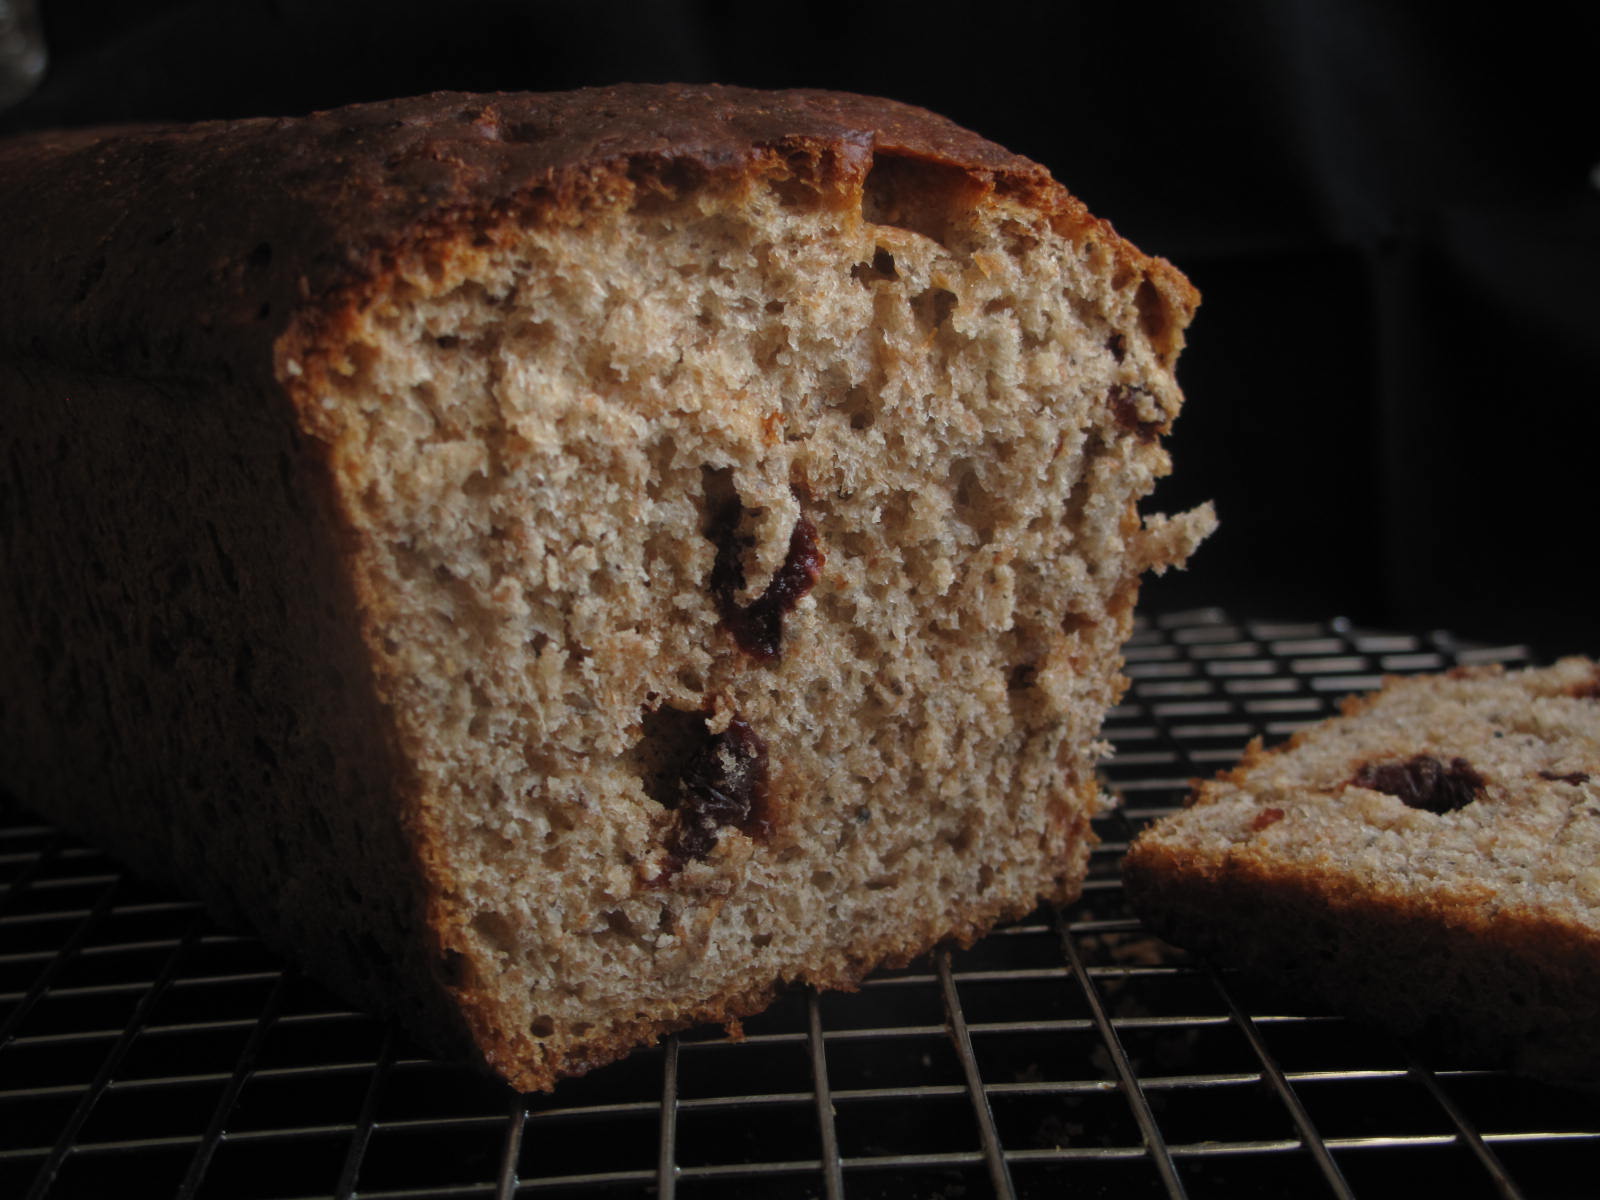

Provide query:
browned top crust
left=0, top=83, right=1188, bottom=387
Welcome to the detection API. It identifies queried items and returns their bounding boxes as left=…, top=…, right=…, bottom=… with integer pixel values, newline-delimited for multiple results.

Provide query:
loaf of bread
left=1124, top=659, right=1600, bottom=1079
left=0, top=85, right=1212, bottom=1090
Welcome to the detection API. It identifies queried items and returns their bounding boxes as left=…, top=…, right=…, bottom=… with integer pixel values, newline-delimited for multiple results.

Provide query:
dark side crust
left=1123, top=842, right=1600, bottom=1081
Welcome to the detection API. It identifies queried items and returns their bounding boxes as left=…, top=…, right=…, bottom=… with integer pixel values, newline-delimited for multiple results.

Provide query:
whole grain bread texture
left=1124, top=659, right=1600, bottom=1080
left=0, top=84, right=1213, bottom=1091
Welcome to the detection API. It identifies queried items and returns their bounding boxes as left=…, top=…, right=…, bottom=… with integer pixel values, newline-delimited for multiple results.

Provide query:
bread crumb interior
left=310, top=154, right=1208, bottom=1075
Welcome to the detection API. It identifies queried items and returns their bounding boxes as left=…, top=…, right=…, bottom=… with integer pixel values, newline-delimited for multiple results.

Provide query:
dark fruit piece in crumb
left=1538, top=770, right=1591, bottom=785
left=1351, top=755, right=1486, bottom=814
left=709, top=499, right=824, bottom=662
left=666, top=717, right=772, bottom=864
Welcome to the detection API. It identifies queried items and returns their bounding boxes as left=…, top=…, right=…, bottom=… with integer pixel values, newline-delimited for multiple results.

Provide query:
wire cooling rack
left=3, top=609, right=1596, bottom=1199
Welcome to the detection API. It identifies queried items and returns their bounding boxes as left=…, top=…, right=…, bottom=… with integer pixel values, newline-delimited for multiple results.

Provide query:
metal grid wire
left=3, top=609, right=1597, bottom=1199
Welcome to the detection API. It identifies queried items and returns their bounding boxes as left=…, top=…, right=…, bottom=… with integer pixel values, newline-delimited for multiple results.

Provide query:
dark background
left=5, top=0, right=1596, bottom=657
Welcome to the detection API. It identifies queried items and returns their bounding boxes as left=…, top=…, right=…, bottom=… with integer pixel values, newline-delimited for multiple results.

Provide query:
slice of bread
left=0, top=85, right=1212, bottom=1090
left=1124, top=659, right=1600, bottom=1078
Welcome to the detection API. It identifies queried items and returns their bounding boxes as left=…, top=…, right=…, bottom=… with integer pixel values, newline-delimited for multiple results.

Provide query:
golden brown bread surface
left=1124, top=659, right=1600, bottom=1079
left=0, top=84, right=1211, bottom=1090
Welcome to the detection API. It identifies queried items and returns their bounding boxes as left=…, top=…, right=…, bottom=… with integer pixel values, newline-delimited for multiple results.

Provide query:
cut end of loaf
left=286, top=124, right=1209, bottom=1090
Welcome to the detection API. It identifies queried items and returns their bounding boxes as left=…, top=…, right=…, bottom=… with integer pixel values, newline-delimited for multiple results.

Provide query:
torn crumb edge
left=1136, top=501, right=1218, bottom=575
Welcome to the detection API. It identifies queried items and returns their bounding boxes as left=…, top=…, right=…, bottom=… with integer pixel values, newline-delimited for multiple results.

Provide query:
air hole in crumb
left=752, top=932, right=774, bottom=949
left=700, top=464, right=738, bottom=515
left=852, top=246, right=899, bottom=284
left=861, top=154, right=976, bottom=246
left=1108, top=383, right=1165, bottom=442
left=1135, top=279, right=1170, bottom=354
left=911, top=287, right=957, bottom=331
left=467, top=674, right=492, bottom=716
left=644, top=531, right=681, bottom=573
left=1000, top=220, right=1039, bottom=255
left=1008, top=663, right=1037, bottom=691
left=524, top=746, right=559, bottom=778
left=768, top=171, right=819, bottom=208
left=811, top=869, right=836, bottom=890
left=850, top=626, right=877, bottom=661
left=530, top=1015, right=556, bottom=1038
left=951, top=458, right=996, bottom=542
left=628, top=706, right=708, bottom=810
left=471, top=910, right=517, bottom=955
left=1061, top=611, right=1094, bottom=637
left=434, top=334, right=461, bottom=351
left=604, top=909, right=638, bottom=938
left=841, top=384, right=877, bottom=430
left=754, top=324, right=787, bottom=371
